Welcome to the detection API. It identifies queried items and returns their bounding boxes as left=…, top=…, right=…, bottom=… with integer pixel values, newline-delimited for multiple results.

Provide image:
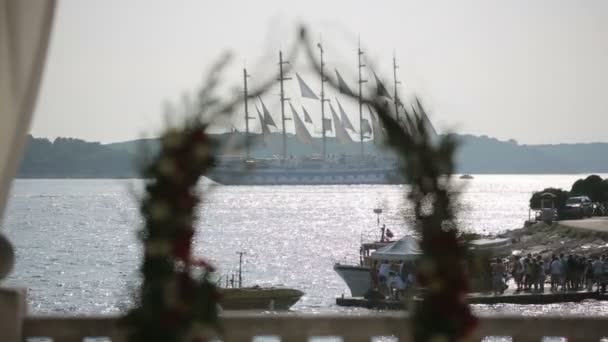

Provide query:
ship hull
left=333, top=263, right=372, bottom=297
left=220, top=287, right=304, bottom=310
left=208, top=167, right=402, bottom=185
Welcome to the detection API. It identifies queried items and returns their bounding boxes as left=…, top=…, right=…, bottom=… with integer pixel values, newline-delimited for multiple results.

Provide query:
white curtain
left=0, top=0, right=56, bottom=220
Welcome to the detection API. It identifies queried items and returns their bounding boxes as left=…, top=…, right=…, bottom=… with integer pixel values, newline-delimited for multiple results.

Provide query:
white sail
left=368, top=104, right=384, bottom=145
left=372, top=70, right=392, bottom=99
left=361, top=118, right=372, bottom=138
left=329, top=103, right=353, bottom=144
left=289, top=103, right=313, bottom=144
left=258, top=96, right=277, bottom=127
left=301, top=105, right=313, bottom=124
left=335, top=98, right=355, bottom=131
left=323, top=118, right=332, bottom=132
left=414, top=99, right=438, bottom=138
left=335, top=69, right=355, bottom=97
left=255, top=105, right=271, bottom=137
left=296, top=73, right=318, bottom=100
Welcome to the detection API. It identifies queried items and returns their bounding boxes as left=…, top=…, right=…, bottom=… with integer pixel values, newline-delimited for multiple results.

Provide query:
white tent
left=371, top=235, right=421, bottom=261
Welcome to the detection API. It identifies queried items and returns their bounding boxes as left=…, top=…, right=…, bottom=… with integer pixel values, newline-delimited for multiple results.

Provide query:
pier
left=337, top=289, right=608, bottom=310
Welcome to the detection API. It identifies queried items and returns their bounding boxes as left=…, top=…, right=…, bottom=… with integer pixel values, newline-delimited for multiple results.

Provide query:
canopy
left=371, top=236, right=421, bottom=261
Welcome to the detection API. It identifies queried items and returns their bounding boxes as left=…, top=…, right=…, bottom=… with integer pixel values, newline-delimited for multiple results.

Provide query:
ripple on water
left=3, top=176, right=608, bottom=316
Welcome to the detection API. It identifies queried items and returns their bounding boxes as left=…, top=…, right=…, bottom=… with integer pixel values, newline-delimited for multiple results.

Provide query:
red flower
left=172, top=231, right=194, bottom=261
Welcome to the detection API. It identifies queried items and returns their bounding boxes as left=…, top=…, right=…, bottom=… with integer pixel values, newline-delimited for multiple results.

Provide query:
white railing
left=3, top=289, right=608, bottom=341
left=21, top=313, right=608, bottom=342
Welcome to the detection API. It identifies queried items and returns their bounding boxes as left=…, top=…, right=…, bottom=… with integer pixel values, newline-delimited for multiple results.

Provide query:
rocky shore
left=496, top=221, right=608, bottom=258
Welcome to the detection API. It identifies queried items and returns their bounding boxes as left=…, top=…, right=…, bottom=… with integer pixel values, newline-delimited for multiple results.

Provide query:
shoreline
left=495, top=218, right=608, bottom=258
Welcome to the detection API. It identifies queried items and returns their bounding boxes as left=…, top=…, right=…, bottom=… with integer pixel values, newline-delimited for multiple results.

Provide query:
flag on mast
left=296, top=73, right=318, bottom=100
left=258, top=96, right=277, bottom=127
left=335, top=69, right=355, bottom=96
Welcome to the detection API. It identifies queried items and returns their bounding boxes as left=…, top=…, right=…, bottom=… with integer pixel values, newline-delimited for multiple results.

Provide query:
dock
left=337, top=290, right=608, bottom=310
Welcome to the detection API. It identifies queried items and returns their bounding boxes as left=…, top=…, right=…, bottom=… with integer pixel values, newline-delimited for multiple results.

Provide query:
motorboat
left=221, top=286, right=304, bottom=310
left=333, top=209, right=417, bottom=297
left=335, top=209, right=514, bottom=297
left=220, top=253, right=303, bottom=310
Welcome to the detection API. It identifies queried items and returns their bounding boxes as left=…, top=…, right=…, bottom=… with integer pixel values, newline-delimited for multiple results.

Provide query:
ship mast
left=318, top=42, right=328, bottom=159
left=357, top=39, right=367, bottom=159
left=278, top=51, right=291, bottom=163
left=243, top=68, right=252, bottom=159
left=392, top=53, right=401, bottom=125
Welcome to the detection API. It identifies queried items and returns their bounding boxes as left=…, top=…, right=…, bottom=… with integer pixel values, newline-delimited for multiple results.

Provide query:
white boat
left=334, top=236, right=421, bottom=297
left=334, top=240, right=389, bottom=297
left=333, top=263, right=373, bottom=297
left=335, top=210, right=513, bottom=297
left=333, top=209, right=415, bottom=297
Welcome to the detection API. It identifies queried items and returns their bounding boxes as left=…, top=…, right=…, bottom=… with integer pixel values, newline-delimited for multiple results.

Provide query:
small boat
left=219, top=253, right=304, bottom=310
left=460, top=174, right=474, bottom=180
left=334, top=209, right=403, bottom=297
left=221, top=286, right=304, bottom=310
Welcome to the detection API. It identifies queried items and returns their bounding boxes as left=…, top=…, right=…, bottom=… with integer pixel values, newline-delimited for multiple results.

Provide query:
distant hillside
left=454, top=135, right=608, bottom=173
left=18, top=135, right=136, bottom=178
left=16, top=133, right=608, bottom=178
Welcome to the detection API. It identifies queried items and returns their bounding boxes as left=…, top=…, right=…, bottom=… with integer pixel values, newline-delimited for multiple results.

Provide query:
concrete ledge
left=0, top=287, right=27, bottom=342
left=558, top=217, right=608, bottom=233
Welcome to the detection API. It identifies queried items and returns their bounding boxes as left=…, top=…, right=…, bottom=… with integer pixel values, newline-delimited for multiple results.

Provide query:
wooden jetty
left=337, top=290, right=608, bottom=310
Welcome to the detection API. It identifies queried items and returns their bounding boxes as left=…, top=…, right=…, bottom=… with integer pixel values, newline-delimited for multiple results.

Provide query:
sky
left=31, top=0, right=608, bottom=145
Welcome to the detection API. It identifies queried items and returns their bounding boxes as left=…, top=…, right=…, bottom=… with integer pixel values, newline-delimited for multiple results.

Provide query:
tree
left=529, top=188, right=570, bottom=215
left=571, top=175, right=608, bottom=202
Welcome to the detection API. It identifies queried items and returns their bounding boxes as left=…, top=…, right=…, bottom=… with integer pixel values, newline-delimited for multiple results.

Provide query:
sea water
left=3, top=175, right=608, bottom=317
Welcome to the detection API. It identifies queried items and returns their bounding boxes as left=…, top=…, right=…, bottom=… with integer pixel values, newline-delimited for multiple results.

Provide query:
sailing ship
left=207, top=44, right=436, bottom=185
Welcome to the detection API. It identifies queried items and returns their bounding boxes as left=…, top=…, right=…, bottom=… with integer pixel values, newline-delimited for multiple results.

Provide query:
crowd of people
left=491, top=253, right=608, bottom=295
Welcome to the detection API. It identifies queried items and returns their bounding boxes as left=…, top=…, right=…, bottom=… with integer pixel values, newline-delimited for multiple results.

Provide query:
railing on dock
left=20, top=313, right=608, bottom=342
left=3, top=289, right=608, bottom=341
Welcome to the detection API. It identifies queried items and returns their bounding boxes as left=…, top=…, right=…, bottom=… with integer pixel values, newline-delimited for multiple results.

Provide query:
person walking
left=593, top=256, right=603, bottom=292
left=560, top=254, right=568, bottom=291
left=378, top=260, right=391, bottom=293
left=492, top=258, right=506, bottom=295
left=538, top=259, right=547, bottom=292
left=585, top=258, right=594, bottom=292
left=512, top=255, right=523, bottom=292
left=550, top=256, right=561, bottom=291
left=601, top=255, right=608, bottom=294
